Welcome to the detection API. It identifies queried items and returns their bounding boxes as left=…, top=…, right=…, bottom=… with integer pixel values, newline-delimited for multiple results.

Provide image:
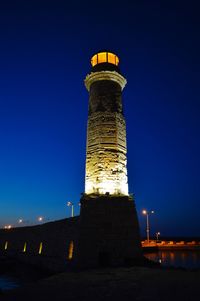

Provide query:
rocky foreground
left=1, top=266, right=200, bottom=301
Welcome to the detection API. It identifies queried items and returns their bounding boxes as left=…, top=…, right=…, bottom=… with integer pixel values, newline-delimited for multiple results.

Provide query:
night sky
left=0, top=0, right=199, bottom=237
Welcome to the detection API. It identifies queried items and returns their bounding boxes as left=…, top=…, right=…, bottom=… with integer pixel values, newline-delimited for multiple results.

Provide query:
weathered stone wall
left=85, top=80, right=128, bottom=195
left=0, top=217, right=79, bottom=271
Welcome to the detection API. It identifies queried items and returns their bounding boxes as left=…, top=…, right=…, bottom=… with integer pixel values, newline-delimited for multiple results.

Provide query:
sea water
left=0, top=276, right=19, bottom=291
left=145, top=250, right=200, bottom=269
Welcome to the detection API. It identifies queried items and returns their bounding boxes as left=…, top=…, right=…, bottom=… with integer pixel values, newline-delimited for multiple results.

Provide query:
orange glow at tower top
left=91, top=51, right=119, bottom=67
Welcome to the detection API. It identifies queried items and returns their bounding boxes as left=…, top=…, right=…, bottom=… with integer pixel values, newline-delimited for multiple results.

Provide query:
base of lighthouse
left=76, top=194, right=142, bottom=267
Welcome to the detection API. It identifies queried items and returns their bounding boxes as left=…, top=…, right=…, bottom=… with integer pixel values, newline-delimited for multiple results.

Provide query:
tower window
left=97, top=52, right=107, bottom=64
left=108, top=52, right=119, bottom=65
left=91, top=55, right=97, bottom=66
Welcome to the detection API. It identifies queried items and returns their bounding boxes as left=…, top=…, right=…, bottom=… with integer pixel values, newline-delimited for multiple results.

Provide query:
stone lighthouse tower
left=85, top=51, right=128, bottom=196
left=76, top=51, right=142, bottom=267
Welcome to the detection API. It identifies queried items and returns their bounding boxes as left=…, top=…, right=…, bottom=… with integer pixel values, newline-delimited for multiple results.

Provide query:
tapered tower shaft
left=84, top=51, right=128, bottom=195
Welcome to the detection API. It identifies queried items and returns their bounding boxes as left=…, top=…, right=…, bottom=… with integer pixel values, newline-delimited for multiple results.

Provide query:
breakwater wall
left=142, top=240, right=200, bottom=252
left=0, top=217, right=79, bottom=271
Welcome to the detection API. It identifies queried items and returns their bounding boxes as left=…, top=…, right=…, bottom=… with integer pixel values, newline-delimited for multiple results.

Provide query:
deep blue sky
left=0, top=0, right=199, bottom=237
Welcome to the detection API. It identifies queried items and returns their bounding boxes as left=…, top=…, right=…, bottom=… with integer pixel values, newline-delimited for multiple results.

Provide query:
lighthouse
left=76, top=51, right=142, bottom=267
left=84, top=51, right=128, bottom=196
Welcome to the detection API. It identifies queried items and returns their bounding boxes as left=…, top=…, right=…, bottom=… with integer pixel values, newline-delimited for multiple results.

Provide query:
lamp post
left=67, top=201, right=74, bottom=217
left=156, top=231, right=160, bottom=242
left=18, top=219, right=30, bottom=226
left=142, top=210, right=154, bottom=244
left=18, top=219, right=23, bottom=227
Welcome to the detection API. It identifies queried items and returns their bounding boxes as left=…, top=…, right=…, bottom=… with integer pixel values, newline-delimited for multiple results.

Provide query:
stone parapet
left=85, top=70, right=127, bottom=91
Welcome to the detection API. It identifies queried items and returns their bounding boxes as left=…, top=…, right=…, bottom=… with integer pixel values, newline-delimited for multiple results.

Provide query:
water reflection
left=145, top=251, right=200, bottom=269
left=0, top=276, right=19, bottom=291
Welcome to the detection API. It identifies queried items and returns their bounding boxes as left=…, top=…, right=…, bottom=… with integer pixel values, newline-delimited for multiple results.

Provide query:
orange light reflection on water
left=144, top=251, right=200, bottom=269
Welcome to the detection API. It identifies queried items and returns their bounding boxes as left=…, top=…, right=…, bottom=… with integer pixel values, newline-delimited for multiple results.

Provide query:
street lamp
left=67, top=201, right=74, bottom=217
left=18, top=219, right=30, bottom=226
left=142, top=209, right=154, bottom=244
left=38, top=216, right=43, bottom=222
left=4, top=225, right=12, bottom=229
left=156, top=232, right=160, bottom=242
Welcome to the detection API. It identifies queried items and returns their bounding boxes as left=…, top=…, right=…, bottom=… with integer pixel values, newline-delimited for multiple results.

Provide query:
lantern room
left=91, top=51, right=119, bottom=67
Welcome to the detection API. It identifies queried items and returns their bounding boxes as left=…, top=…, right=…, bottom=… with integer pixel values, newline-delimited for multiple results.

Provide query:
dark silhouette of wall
left=0, top=217, right=79, bottom=271
left=76, top=195, right=142, bottom=267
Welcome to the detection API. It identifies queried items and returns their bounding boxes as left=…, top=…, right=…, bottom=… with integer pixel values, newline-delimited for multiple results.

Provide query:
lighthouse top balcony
left=90, top=51, right=120, bottom=73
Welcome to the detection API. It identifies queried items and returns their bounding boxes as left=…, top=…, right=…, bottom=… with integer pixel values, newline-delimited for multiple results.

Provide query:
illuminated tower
left=85, top=51, right=128, bottom=196
left=76, top=51, right=142, bottom=267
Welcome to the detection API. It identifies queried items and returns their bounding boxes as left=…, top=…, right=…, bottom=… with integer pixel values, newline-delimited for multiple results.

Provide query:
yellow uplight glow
left=91, top=52, right=119, bottom=67
left=85, top=178, right=128, bottom=195
left=39, top=242, right=43, bottom=254
left=23, top=242, right=27, bottom=253
left=4, top=241, right=8, bottom=250
left=68, top=241, right=74, bottom=260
